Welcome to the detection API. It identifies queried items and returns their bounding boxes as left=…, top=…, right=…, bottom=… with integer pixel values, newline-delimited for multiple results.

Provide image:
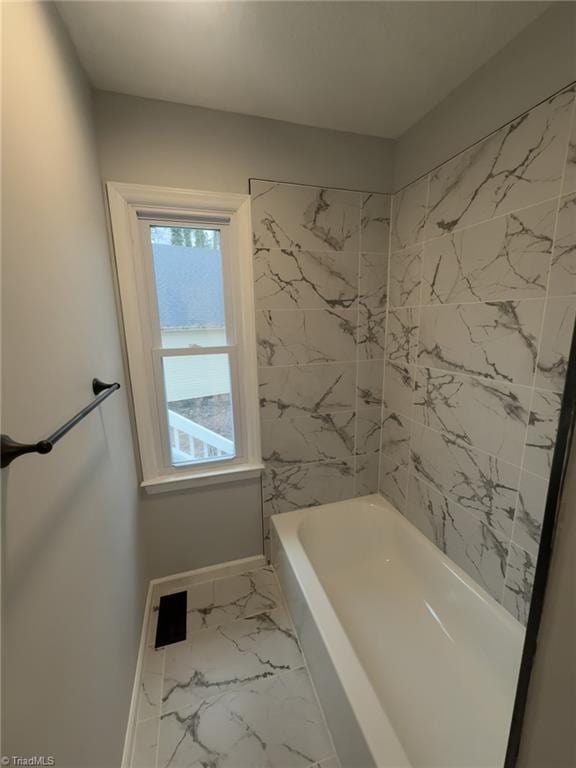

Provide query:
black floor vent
left=155, top=590, right=187, bottom=648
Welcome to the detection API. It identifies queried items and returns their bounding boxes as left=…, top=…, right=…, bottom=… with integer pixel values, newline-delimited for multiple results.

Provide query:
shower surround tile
left=360, top=193, right=391, bottom=253
left=412, top=367, right=531, bottom=467
left=426, top=87, right=575, bottom=238
left=358, top=306, right=387, bottom=360
left=254, top=248, right=358, bottom=310
left=410, top=422, right=520, bottom=537
left=405, top=475, right=508, bottom=601
left=422, top=199, right=557, bottom=304
left=356, top=360, right=384, bottom=408
left=355, top=408, right=382, bottom=455
left=380, top=408, right=411, bottom=469
left=535, top=295, right=576, bottom=392
left=259, top=363, right=356, bottom=420
left=251, top=179, right=390, bottom=516
left=257, top=309, right=357, bottom=366
left=383, top=361, right=414, bottom=418
left=385, top=86, right=575, bottom=625
left=389, top=245, right=422, bottom=307
left=355, top=452, right=379, bottom=495
left=503, top=544, right=536, bottom=626
left=390, top=176, right=428, bottom=252
left=379, top=453, right=408, bottom=512
left=262, top=459, right=355, bottom=518
left=162, top=607, right=303, bottom=713
left=523, top=390, right=562, bottom=478
left=157, top=668, right=334, bottom=768
left=418, top=300, right=544, bottom=386
left=548, top=193, right=576, bottom=297
left=251, top=180, right=360, bottom=253
left=262, top=411, right=355, bottom=465
left=359, top=252, right=388, bottom=309
left=385, top=307, right=420, bottom=364
left=512, top=471, right=548, bottom=557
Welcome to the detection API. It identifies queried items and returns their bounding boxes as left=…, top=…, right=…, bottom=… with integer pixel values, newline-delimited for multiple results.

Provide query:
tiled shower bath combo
left=251, top=84, right=576, bottom=626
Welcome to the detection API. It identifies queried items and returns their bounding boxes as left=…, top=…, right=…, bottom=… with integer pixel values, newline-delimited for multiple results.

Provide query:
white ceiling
left=58, top=1, right=549, bottom=139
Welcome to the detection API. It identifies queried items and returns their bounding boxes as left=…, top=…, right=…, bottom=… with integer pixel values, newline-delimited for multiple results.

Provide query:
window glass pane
left=162, top=354, right=236, bottom=466
left=150, top=226, right=227, bottom=348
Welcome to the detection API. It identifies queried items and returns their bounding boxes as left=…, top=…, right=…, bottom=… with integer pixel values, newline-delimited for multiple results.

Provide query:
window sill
left=141, top=462, right=264, bottom=495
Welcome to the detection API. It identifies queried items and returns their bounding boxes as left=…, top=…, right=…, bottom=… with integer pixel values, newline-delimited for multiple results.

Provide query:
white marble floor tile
left=157, top=668, right=334, bottom=768
left=137, top=646, right=165, bottom=722
left=163, top=607, right=303, bottom=713
left=186, top=568, right=282, bottom=633
left=131, top=717, right=159, bottom=768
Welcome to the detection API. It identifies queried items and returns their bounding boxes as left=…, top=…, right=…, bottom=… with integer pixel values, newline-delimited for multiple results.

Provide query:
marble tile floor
left=131, top=566, right=339, bottom=768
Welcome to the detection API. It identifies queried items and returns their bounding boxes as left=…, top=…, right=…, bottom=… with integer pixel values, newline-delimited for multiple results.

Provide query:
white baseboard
left=120, top=554, right=267, bottom=767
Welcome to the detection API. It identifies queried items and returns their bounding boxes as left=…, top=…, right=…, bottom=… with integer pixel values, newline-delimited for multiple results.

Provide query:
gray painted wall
left=394, top=2, right=576, bottom=190
left=93, top=90, right=394, bottom=194
left=2, top=4, right=145, bottom=765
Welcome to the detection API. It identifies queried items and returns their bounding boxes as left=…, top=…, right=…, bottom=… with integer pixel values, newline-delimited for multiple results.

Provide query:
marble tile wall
left=251, top=180, right=391, bottom=553
left=383, top=85, right=576, bottom=625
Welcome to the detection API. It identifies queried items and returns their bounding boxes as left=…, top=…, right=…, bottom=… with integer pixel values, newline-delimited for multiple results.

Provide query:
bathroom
left=2, top=2, right=576, bottom=766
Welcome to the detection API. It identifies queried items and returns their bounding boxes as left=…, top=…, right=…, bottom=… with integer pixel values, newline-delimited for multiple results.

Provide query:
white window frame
left=106, top=182, right=262, bottom=494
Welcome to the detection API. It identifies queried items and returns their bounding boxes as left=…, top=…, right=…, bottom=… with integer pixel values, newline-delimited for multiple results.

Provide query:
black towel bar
left=0, top=379, right=120, bottom=468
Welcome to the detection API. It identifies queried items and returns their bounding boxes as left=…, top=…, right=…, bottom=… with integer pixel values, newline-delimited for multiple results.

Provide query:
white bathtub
left=271, top=494, right=524, bottom=768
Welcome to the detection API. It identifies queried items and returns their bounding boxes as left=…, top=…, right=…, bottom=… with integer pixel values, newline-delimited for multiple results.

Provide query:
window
left=107, top=184, right=262, bottom=492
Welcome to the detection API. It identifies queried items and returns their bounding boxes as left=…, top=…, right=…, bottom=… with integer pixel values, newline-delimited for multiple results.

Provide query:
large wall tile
left=405, top=475, right=508, bottom=601
left=254, top=248, right=358, bottom=310
left=523, top=390, right=562, bottom=478
left=360, top=193, right=391, bottom=253
left=389, top=245, right=422, bottom=308
left=383, top=361, right=414, bottom=418
left=355, top=452, right=379, bottom=495
left=262, top=411, right=355, bottom=465
left=380, top=408, right=411, bottom=469
left=410, top=422, right=520, bottom=536
left=413, top=367, right=531, bottom=466
left=422, top=199, right=556, bottom=304
left=379, top=453, right=408, bottom=512
left=356, top=359, right=384, bottom=408
left=503, top=543, right=536, bottom=626
left=257, top=308, right=356, bottom=366
left=426, top=88, right=575, bottom=238
left=535, top=295, right=576, bottom=392
left=385, top=307, right=420, bottom=364
left=259, top=362, right=356, bottom=420
left=262, top=459, right=355, bottom=517
left=548, top=193, right=576, bottom=297
left=512, top=470, right=548, bottom=557
left=358, top=307, right=387, bottom=360
left=359, top=252, right=388, bottom=308
left=418, top=300, right=544, bottom=386
left=251, top=180, right=361, bottom=252
left=355, top=408, right=382, bottom=455
left=390, top=176, right=428, bottom=252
